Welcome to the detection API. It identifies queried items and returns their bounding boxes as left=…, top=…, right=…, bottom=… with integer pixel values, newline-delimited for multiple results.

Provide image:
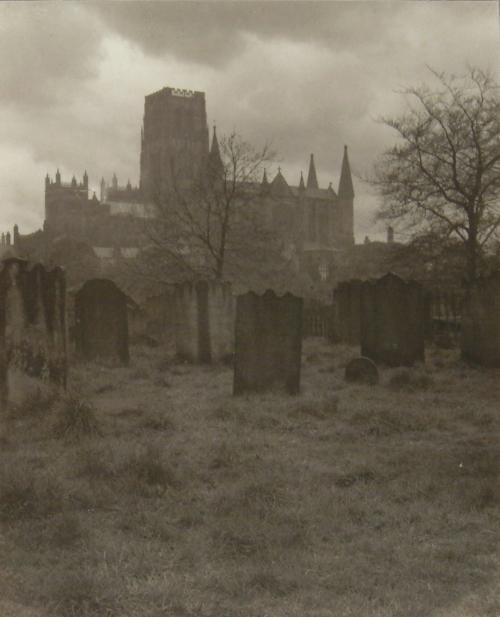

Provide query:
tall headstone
left=233, top=290, right=303, bottom=395
left=360, top=273, right=425, bottom=367
left=174, top=281, right=234, bottom=363
left=75, top=279, right=129, bottom=365
left=144, top=291, right=174, bottom=341
left=332, top=279, right=362, bottom=344
left=0, top=258, right=67, bottom=412
left=461, top=272, right=500, bottom=367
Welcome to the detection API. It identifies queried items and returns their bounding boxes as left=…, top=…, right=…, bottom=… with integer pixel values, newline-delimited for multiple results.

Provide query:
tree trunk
left=465, top=227, right=478, bottom=283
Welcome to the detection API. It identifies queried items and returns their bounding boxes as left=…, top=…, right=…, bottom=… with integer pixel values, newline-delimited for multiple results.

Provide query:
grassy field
left=0, top=338, right=499, bottom=617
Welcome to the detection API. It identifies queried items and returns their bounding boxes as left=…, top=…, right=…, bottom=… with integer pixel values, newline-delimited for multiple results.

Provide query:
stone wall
left=360, top=273, right=425, bottom=367
left=174, top=281, right=235, bottom=363
left=233, top=290, right=303, bottom=395
left=461, top=272, right=500, bottom=367
left=332, top=279, right=362, bottom=344
left=0, top=258, right=67, bottom=411
left=75, top=279, right=129, bottom=365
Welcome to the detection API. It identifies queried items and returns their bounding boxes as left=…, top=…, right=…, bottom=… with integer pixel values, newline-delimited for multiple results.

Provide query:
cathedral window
left=319, top=262, right=328, bottom=281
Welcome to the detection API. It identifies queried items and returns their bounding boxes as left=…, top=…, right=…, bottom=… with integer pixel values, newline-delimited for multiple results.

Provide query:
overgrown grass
left=0, top=338, right=498, bottom=617
left=8, top=385, right=59, bottom=420
left=0, top=460, right=64, bottom=522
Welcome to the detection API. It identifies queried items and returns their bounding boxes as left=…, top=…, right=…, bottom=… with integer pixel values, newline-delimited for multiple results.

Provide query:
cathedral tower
left=139, top=86, right=210, bottom=200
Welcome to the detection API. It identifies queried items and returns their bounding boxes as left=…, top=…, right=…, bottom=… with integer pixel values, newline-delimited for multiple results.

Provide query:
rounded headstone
left=345, top=356, right=379, bottom=385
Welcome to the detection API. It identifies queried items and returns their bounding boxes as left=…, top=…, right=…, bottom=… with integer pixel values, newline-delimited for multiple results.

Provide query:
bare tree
left=372, top=67, right=500, bottom=281
left=143, top=131, right=289, bottom=284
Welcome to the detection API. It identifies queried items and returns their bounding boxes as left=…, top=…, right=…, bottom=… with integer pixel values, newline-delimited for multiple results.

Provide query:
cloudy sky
left=1, top=1, right=498, bottom=241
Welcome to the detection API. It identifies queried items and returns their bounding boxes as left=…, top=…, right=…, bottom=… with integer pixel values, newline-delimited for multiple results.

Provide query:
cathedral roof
left=270, top=168, right=291, bottom=196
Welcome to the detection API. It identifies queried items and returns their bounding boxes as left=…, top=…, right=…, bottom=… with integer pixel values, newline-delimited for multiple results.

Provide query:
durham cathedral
left=4, top=86, right=356, bottom=284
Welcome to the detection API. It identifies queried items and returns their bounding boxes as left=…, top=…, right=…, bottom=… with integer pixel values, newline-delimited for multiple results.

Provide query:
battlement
left=45, top=170, right=88, bottom=191
left=145, top=86, right=205, bottom=101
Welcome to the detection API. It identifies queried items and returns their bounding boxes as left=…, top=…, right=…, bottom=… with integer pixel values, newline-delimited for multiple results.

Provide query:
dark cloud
left=1, top=1, right=498, bottom=240
left=85, top=1, right=400, bottom=66
left=0, top=3, right=103, bottom=108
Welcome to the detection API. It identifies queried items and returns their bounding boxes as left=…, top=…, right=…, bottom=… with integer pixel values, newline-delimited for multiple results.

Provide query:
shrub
left=52, top=393, right=101, bottom=440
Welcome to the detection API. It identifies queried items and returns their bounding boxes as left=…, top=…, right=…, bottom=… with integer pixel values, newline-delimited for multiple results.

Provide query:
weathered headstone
left=0, top=257, right=67, bottom=412
left=144, top=291, right=174, bottom=341
left=461, top=272, right=500, bottom=367
left=75, top=279, right=129, bottom=365
left=233, top=290, right=303, bottom=395
left=332, top=279, right=362, bottom=345
left=174, top=281, right=234, bottom=363
left=360, top=273, right=425, bottom=367
left=345, top=356, right=379, bottom=385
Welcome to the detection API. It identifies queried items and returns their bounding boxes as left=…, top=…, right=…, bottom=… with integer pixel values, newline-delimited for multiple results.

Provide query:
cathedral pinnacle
left=338, top=145, right=354, bottom=199
left=208, top=124, right=224, bottom=178
left=299, top=171, right=305, bottom=190
left=307, top=154, right=319, bottom=189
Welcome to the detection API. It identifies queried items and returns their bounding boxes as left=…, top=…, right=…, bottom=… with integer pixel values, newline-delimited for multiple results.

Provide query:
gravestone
left=461, top=272, right=500, bottom=367
left=332, top=279, right=362, bottom=345
left=0, top=257, right=67, bottom=413
left=174, top=280, right=234, bottom=363
left=360, top=273, right=425, bottom=367
left=233, top=290, right=303, bottom=395
left=345, top=357, right=379, bottom=385
left=75, top=279, right=129, bottom=365
left=144, top=291, right=174, bottom=341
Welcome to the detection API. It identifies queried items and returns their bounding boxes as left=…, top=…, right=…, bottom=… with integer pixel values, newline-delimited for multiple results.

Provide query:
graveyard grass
left=0, top=338, right=499, bottom=617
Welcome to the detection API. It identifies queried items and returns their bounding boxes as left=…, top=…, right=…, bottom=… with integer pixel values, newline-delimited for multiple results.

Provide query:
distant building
left=9, top=85, right=356, bottom=282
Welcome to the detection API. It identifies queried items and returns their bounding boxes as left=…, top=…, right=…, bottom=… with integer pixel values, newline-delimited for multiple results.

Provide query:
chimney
left=387, top=226, right=394, bottom=243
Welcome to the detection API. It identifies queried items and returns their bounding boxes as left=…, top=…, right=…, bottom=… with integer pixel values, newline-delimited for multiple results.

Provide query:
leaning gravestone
left=360, top=273, right=425, bottom=367
left=461, top=272, right=500, bottom=367
left=332, top=279, right=362, bottom=345
left=75, top=279, right=129, bottom=365
left=345, top=357, right=379, bottom=385
left=0, top=257, right=67, bottom=413
left=174, top=280, right=234, bottom=363
left=233, top=290, right=303, bottom=395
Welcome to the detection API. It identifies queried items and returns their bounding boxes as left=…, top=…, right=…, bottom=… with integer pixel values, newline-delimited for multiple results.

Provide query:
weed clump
left=0, top=462, right=63, bottom=522
left=48, top=511, right=85, bottom=548
left=123, top=446, right=178, bottom=495
left=140, top=414, right=176, bottom=432
left=53, top=392, right=101, bottom=440
left=291, top=394, right=339, bottom=419
left=388, top=369, right=434, bottom=391
left=9, top=386, right=59, bottom=419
